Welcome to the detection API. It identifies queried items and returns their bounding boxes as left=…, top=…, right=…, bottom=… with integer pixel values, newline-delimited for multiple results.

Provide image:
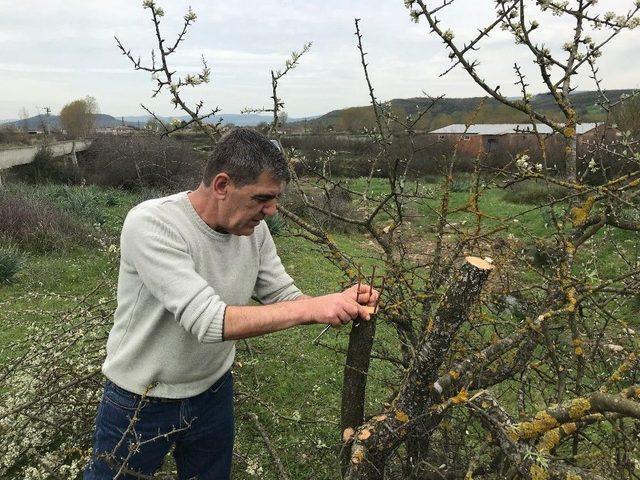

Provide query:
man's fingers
left=370, top=290, right=380, bottom=306
left=357, top=287, right=380, bottom=306
left=337, top=308, right=352, bottom=323
left=358, top=304, right=371, bottom=321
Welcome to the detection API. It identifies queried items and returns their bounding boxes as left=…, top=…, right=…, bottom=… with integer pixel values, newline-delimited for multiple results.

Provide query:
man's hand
left=343, top=283, right=380, bottom=310
left=224, top=287, right=378, bottom=341
left=298, top=293, right=372, bottom=326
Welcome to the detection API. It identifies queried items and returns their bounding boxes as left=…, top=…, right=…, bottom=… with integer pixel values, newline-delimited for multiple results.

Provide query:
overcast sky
left=1, top=0, right=638, bottom=120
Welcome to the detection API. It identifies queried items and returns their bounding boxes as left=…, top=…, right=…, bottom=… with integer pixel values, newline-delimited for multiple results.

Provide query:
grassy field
left=0, top=177, right=638, bottom=478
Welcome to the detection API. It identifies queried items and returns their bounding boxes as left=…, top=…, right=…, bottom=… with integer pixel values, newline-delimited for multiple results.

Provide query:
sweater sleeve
left=120, top=207, right=227, bottom=343
left=253, top=223, right=303, bottom=304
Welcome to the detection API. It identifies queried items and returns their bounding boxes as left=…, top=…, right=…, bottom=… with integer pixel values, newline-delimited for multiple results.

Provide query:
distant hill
left=2, top=89, right=632, bottom=133
left=0, top=112, right=314, bottom=131
left=305, top=89, right=635, bottom=133
left=1, top=113, right=132, bottom=131
left=120, top=113, right=277, bottom=127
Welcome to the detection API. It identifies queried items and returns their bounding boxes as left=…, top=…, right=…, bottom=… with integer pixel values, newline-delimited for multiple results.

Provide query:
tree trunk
left=564, top=126, right=577, bottom=183
left=344, top=257, right=493, bottom=480
left=340, top=319, right=376, bottom=475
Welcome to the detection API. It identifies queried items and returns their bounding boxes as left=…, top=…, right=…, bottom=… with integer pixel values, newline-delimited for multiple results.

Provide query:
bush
left=49, top=186, right=109, bottom=225
left=9, top=147, right=80, bottom=184
left=449, top=175, right=473, bottom=192
left=80, top=134, right=205, bottom=190
left=264, top=214, right=285, bottom=236
left=0, top=189, right=92, bottom=252
left=0, top=246, right=26, bottom=285
left=285, top=133, right=473, bottom=178
left=282, top=134, right=374, bottom=156
left=0, top=126, right=32, bottom=146
left=282, top=184, right=360, bottom=233
left=3, top=183, right=120, bottom=226
left=502, top=179, right=569, bottom=205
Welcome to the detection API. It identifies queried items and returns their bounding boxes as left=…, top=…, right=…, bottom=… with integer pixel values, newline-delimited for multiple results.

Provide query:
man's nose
left=262, top=201, right=278, bottom=216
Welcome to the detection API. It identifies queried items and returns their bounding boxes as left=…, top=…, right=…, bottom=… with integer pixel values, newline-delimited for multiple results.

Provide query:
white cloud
left=0, top=0, right=638, bottom=118
left=0, top=63, right=76, bottom=74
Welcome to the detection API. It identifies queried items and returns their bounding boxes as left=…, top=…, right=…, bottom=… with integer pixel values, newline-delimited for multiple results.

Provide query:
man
left=85, top=128, right=378, bottom=479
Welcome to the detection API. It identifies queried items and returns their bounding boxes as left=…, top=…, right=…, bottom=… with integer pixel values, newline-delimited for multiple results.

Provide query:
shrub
left=264, top=214, right=285, bottom=236
left=0, top=126, right=31, bottom=146
left=449, top=176, right=473, bottom=192
left=282, top=184, right=360, bottom=234
left=3, top=183, right=117, bottom=226
left=282, top=134, right=374, bottom=156
left=80, top=134, right=205, bottom=190
left=502, top=179, right=569, bottom=205
left=0, top=190, right=92, bottom=252
left=9, top=147, right=80, bottom=185
left=0, top=246, right=26, bottom=285
left=53, top=186, right=109, bottom=225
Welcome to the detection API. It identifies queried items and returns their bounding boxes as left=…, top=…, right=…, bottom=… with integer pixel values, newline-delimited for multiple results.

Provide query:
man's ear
left=211, top=173, right=232, bottom=199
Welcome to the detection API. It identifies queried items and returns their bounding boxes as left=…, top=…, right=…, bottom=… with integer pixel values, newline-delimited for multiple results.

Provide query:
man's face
left=221, top=171, right=285, bottom=236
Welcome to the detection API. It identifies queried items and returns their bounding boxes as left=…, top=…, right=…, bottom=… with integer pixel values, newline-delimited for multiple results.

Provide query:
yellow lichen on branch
left=607, top=353, right=636, bottom=385
left=395, top=410, right=409, bottom=423
left=561, top=422, right=577, bottom=435
left=628, top=177, right=640, bottom=188
left=572, top=338, right=584, bottom=357
left=537, top=428, right=561, bottom=453
left=530, top=463, right=549, bottom=480
left=510, top=410, right=559, bottom=440
left=568, top=398, right=591, bottom=420
left=570, top=195, right=596, bottom=227
left=451, top=388, right=469, bottom=404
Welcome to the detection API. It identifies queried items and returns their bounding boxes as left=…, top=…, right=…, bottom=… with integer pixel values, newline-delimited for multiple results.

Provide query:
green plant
left=449, top=176, right=472, bottom=192
left=0, top=189, right=92, bottom=252
left=57, top=186, right=108, bottom=225
left=80, top=135, right=203, bottom=190
left=4, top=183, right=111, bottom=225
left=0, top=246, right=26, bottom=285
left=502, top=179, right=568, bottom=205
left=9, top=147, right=79, bottom=184
left=281, top=185, right=359, bottom=234
left=265, top=214, right=284, bottom=235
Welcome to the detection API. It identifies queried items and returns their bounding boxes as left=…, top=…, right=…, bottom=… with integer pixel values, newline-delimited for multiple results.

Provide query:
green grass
left=0, top=246, right=26, bottom=285
left=0, top=178, right=637, bottom=478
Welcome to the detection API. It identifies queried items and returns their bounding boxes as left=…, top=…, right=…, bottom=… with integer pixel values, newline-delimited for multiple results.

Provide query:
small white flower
left=245, top=458, right=263, bottom=476
left=605, top=344, right=624, bottom=352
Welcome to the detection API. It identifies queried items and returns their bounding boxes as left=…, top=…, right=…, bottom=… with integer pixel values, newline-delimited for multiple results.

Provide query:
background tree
left=59, top=96, right=99, bottom=138
left=614, top=92, right=640, bottom=137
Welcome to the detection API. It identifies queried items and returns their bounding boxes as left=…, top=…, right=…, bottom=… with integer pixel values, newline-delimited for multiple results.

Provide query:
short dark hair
left=202, top=128, right=290, bottom=187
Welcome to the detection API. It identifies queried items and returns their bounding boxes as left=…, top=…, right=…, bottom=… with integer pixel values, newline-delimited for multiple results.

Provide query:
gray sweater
left=102, top=192, right=302, bottom=398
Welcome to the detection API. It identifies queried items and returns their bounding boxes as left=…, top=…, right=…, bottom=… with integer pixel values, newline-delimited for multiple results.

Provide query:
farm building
left=428, top=123, right=610, bottom=157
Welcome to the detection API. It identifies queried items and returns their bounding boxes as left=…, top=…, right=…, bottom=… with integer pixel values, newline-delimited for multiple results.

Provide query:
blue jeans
left=84, top=371, right=234, bottom=480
